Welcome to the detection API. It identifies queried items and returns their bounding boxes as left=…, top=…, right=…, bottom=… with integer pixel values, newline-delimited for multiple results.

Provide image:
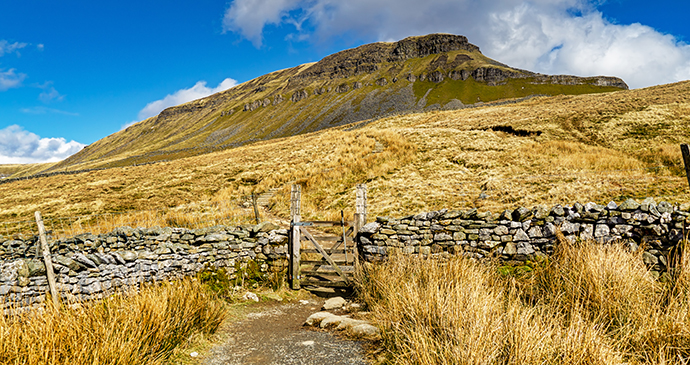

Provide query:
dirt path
left=201, top=298, right=369, bottom=365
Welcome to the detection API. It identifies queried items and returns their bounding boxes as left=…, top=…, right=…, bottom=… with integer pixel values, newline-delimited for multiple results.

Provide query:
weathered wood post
left=35, top=211, right=60, bottom=309
left=681, top=144, right=690, bottom=189
left=289, top=185, right=301, bottom=290
left=251, top=193, right=260, bottom=224
left=354, top=184, right=367, bottom=234
left=353, top=184, right=367, bottom=265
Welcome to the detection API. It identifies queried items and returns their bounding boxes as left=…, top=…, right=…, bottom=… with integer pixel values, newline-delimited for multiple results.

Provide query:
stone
left=256, top=222, right=280, bottom=232
left=350, top=323, right=380, bottom=338
left=516, top=242, right=535, bottom=255
left=543, top=223, right=557, bottom=237
left=560, top=222, right=577, bottom=235
left=513, top=229, right=530, bottom=241
left=579, top=224, right=594, bottom=241
left=658, top=201, right=673, bottom=214
left=512, top=207, right=533, bottom=222
left=619, top=198, right=640, bottom=211
left=503, top=242, right=517, bottom=256
left=433, top=233, right=452, bottom=241
left=120, top=251, right=137, bottom=262
left=73, top=253, right=97, bottom=268
left=533, top=205, right=549, bottom=219
left=606, top=201, right=618, bottom=210
left=242, top=292, right=259, bottom=302
left=594, top=224, right=610, bottom=238
left=494, top=226, right=509, bottom=235
left=643, top=252, right=659, bottom=265
left=323, top=296, right=347, bottom=310
left=54, top=255, right=81, bottom=271
left=527, top=226, right=543, bottom=238
left=551, top=205, right=565, bottom=216
left=26, top=260, right=46, bottom=277
left=305, top=311, right=337, bottom=326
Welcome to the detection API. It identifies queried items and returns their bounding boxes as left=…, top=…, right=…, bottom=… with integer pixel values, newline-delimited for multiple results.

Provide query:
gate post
left=289, top=184, right=301, bottom=290
left=681, top=144, right=690, bottom=189
left=354, top=184, right=367, bottom=265
left=354, top=184, right=367, bottom=234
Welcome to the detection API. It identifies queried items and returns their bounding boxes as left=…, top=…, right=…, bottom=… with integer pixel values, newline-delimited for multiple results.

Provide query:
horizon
left=1, top=0, right=689, bottom=164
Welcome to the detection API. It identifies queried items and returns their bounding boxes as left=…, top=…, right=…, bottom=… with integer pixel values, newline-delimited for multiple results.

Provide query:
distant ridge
left=46, top=34, right=628, bottom=173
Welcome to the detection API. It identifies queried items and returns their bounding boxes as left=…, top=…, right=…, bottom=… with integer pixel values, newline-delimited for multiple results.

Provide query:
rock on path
left=201, top=301, right=367, bottom=365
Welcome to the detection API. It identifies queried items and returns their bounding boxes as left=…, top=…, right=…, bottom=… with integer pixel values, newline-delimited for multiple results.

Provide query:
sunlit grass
left=0, top=279, right=226, bottom=365
left=1, top=81, right=689, bottom=226
left=358, top=237, right=690, bottom=364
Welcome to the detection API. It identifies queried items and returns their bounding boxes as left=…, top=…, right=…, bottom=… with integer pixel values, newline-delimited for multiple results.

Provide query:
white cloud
left=137, top=78, right=238, bottom=120
left=223, top=0, right=690, bottom=88
left=0, top=40, right=27, bottom=57
left=223, top=0, right=303, bottom=47
left=0, top=125, right=86, bottom=164
left=19, top=106, right=78, bottom=116
left=37, top=82, right=65, bottom=103
left=0, top=68, right=26, bottom=91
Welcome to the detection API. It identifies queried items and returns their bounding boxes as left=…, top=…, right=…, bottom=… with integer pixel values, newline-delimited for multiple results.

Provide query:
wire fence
left=0, top=196, right=262, bottom=241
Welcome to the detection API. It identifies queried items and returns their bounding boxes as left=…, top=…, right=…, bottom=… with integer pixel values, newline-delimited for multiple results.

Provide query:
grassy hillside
left=0, top=80, right=687, bottom=226
left=38, top=34, right=626, bottom=174
left=0, top=163, right=55, bottom=178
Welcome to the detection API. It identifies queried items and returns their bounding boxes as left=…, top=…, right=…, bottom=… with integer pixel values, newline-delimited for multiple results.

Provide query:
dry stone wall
left=0, top=222, right=289, bottom=312
left=357, top=198, right=690, bottom=278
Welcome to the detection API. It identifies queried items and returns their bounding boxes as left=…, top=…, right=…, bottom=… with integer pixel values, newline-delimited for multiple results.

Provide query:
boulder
left=323, top=296, right=347, bottom=310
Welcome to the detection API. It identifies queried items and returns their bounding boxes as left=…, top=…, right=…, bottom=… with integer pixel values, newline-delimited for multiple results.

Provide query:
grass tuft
left=359, top=239, right=690, bottom=364
left=0, top=279, right=226, bottom=365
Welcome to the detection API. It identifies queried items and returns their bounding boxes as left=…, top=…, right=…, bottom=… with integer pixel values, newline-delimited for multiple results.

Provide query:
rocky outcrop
left=291, top=90, right=308, bottom=102
left=531, top=75, right=629, bottom=89
left=295, top=34, right=481, bottom=80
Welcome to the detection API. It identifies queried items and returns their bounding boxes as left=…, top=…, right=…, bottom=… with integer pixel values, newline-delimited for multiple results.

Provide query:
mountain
left=46, top=34, right=627, bottom=172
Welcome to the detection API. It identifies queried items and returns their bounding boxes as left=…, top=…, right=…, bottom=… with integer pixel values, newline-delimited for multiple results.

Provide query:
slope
left=44, top=34, right=626, bottom=173
left=0, top=80, right=687, bottom=225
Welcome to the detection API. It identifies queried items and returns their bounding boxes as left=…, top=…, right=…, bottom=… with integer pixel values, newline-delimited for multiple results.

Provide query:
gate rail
left=287, top=184, right=367, bottom=290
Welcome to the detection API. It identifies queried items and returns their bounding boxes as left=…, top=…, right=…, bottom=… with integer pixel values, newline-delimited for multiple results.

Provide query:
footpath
left=196, top=296, right=376, bottom=365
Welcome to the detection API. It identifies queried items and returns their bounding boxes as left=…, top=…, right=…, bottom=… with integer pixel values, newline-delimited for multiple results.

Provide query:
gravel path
left=201, top=300, right=368, bottom=365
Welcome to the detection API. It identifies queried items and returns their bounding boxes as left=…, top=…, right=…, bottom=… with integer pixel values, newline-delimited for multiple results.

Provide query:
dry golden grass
left=0, top=199, right=259, bottom=238
left=1, top=81, right=689, bottom=226
left=0, top=279, right=225, bottom=365
left=358, top=238, right=690, bottom=364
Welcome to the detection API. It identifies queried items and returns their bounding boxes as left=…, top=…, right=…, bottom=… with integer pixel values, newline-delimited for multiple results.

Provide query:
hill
left=0, top=80, right=687, bottom=226
left=38, top=33, right=626, bottom=174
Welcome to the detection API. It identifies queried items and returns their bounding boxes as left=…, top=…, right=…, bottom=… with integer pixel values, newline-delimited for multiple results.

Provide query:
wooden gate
left=288, top=184, right=367, bottom=290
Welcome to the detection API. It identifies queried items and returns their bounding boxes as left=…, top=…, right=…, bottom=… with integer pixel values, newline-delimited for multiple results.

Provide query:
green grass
left=414, top=76, right=623, bottom=106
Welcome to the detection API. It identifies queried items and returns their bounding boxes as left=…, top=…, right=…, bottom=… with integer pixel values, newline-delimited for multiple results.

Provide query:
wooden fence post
left=251, top=193, right=260, bottom=224
left=35, top=211, right=60, bottom=309
left=289, top=185, right=301, bottom=290
left=681, top=144, right=690, bottom=189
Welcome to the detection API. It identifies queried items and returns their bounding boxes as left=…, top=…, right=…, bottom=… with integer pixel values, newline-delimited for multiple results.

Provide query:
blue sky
left=1, top=0, right=689, bottom=163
